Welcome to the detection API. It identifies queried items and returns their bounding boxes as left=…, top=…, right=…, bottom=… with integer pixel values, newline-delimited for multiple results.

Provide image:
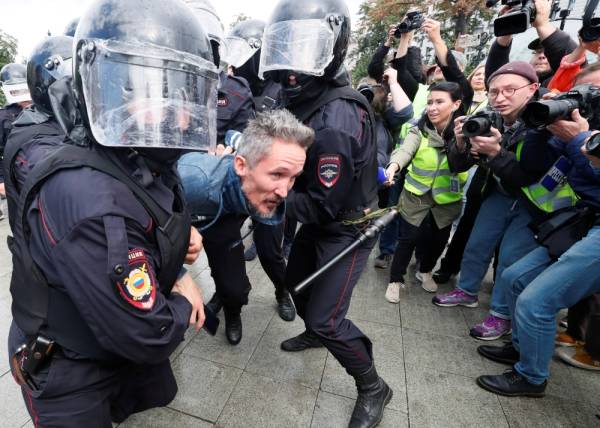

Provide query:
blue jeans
left=501, top=225, right=600, bottom=385
left=378, top=181, right=402, bottom=256
left=457, top=190, right=538, bottom=319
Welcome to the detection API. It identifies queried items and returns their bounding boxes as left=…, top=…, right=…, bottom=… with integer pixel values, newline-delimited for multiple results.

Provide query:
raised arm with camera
left=367, top=25, right=397, bottom=82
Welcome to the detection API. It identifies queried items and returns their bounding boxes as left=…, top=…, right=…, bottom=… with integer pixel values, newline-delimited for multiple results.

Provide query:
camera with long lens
left=487, top=0, right=536, bottom=37
left=586, top=133, right=600, bottom=159
left=394, top=11, right=425, bottom=37
left=462, top=109, right=504, bottom=138
left=521, top=84, right=600, bottom=129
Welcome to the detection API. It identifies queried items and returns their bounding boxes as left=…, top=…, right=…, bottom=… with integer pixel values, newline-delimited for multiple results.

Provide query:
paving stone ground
left=0, top=213, right=599, bottom=427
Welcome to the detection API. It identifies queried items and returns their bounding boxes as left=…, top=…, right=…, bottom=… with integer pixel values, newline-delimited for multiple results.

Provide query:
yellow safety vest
left=404, top=134, right=469, bottom=204
left=515, top=140, right=579, bottom=213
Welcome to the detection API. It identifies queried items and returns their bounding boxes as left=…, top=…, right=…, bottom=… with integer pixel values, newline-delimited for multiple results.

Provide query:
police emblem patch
left=116, top=249, right=157, bottom=311
left=217, top=96, right=229, bottom=107
left=318, top=155, right=341, bottom=188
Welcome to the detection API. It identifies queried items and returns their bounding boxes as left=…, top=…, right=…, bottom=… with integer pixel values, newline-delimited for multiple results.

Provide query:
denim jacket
left=177, top=152, right=284, bottom=230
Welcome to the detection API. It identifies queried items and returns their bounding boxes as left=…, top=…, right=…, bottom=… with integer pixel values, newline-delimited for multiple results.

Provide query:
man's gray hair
left=237, top=109, right=314, bottom=168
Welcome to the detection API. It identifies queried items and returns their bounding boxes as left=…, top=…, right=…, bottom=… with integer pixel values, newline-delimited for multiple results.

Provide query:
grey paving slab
left=498, top=395, right=600, bottom=428
left=406, top=365, right=509, bottom=428
left=246, top=264, right=279, bottom=306
left=182, top=301, right=274, bottom=369
left=567, top=363, right=600, bottom=407
left=399, top=299, right=469, bottom=338
left=119, top=407, right=213, bottom=428
left=216, top=372, right=317, bottom=428
left=0, top=371, right=32, bottom=428
left=20, top=421, right=33, bottom=428
left=0, top=294, right=13, bottom=375
left=245, top=316, right=327, bottom=389
left=347, top=293, right=401, bottom=327
left=169, top=327, right=200, bottom=363
left=168, top=354, right=242, bottom=422
left=310, top=390, right=408, bottom=428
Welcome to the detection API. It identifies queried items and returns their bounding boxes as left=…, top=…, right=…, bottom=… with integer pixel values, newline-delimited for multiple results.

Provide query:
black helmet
left=184, top=0, right=225, bottom=66
left=63, top=17, right=79, bottom=37
left=225, top=19, right=265, bottom=69
left=72, top=0, right=219, bottom=151
left=259, top=0, right=350, bottom=81
left=27, top=36, right=73, bottom=115
left=1, top=63, right=31, bottom=105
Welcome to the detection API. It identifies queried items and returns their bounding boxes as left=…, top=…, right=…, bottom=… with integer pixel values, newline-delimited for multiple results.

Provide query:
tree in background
left=0, top=29, right=18, bottom=106
left=230, top=13, right=251, bottom=30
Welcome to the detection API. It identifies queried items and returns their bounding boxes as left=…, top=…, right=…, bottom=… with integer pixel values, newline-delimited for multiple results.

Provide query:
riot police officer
left=6, top=0, right=217, bottom=425
left=0, top=63, right=32, bottom=220
left=260, top=0, right=392, bottom=426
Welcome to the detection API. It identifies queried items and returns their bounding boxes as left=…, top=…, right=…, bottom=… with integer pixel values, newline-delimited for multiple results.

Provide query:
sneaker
left=432, top=288, right=478, bottom=308
left=374, top=254, right=392, bottom=269
left=415, top=271, right=437, bottom=293
left=555, top=331, right=578, bottom=347
left=244, top=241, right=257, bottom=261
left=555, top=345, right=600, bottom=371
left=385, top=282, right=404, bottom=304
left=470, top=315, right=511, bottom=341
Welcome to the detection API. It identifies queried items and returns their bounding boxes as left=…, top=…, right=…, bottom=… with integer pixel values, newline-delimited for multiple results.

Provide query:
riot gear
left=73, top=0, right=218, bottom=151
left=184, top=0, right=227, bottom=66
left=26, top=36, right=73, bottom=115
left=225, top=19, right=266, bottom=93
left=63, top=17, right=79, bottom=37
left=1, top=63, right=32, bottom=105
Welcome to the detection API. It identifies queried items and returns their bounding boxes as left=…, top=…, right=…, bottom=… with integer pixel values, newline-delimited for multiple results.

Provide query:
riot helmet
left=184, top=0, right=226, bottom=67
left=63, top=17, right=79, bottom=37
left=73, top=0, right=219, bottom=151
left=225, top=19, right=265, bottom=70
left=27, top=36, right=73, bottom=115
left=259, top=0, right=350, bottom=81
left=1, top=63, right=32, bottom=105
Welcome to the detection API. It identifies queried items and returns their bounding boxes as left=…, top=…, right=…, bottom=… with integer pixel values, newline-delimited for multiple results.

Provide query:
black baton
left=292, top=208, right=399, bottom=295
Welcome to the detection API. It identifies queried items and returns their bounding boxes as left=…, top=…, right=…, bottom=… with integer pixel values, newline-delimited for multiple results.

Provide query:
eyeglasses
left=489, top=83, right=534, bottom=99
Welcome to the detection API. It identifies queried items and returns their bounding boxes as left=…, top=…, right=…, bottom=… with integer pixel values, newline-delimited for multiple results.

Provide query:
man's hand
left=215, top=144, right=234, bottom=157
left=547, top=109, right=590, bottom=142
left=385, top=25, right=396, bottom=48
left=185, top=226, right=203, bottom=265
left=421, top=18, right=442, bottom=43
left=470, top=127, right=502, bottom=159
left=384, top=163, right=399, bottom=187
left=532, top=0, right=552, bottom=29
left=454, top=116, right=467, bottom=151
left=172, top=272, right=205, bottom=331
left=383, top=67, right=398, bottom=84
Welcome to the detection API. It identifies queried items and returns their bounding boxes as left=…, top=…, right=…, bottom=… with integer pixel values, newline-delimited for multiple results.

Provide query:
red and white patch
left=217, top=96, right=229, bottom=107
left=116, top=249, right=157, bottom=311
left=317, top=155, right=341, bottom=188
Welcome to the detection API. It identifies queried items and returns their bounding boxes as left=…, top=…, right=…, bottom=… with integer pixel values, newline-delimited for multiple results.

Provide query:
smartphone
left=203, top=304, right=220, bottom=336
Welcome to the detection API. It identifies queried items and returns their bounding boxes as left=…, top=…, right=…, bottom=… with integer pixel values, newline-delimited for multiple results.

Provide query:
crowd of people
left=0, top=0, right=599, bottom=426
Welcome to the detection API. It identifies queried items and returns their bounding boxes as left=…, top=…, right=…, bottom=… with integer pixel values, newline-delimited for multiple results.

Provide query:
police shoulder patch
left=317, top=154, right=341, bottom=188
left=116, top=248, right=157, bottom=311
left=217, top=95, right=229, bottom=107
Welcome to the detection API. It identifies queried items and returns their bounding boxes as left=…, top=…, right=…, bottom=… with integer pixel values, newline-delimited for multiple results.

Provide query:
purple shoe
left=432, top=288, right=478, bottom=308
left=470, top=315, right=512, bottom=341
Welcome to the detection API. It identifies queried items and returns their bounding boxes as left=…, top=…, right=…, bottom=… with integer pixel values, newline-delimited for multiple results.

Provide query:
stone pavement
left=0, top=213, right=599, bottom=428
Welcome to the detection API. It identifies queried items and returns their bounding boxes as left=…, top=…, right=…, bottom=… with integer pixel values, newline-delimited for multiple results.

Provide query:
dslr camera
left=521, top=84, right=600, bottom=130
left=462, top=109, right=504, bottom=138
left=394, top=11, right=425, bottom=37
left=487, top=0, right=536, bottom=37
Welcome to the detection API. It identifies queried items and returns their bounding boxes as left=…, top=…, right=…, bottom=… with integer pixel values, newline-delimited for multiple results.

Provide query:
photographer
left=433, top=62, right=571, bottom=341
left=485, top=0, right=577, bottom=87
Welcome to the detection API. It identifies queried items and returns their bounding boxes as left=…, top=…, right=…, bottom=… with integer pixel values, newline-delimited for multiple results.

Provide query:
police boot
left=275, top=287, right=296, bottom=322
left=206, top=293, right=223, bottom=315
left=224, top=310, right=242, bottom=345
left=280, top=330, right=323, bottom=352
left=348, top=364, right=393, bottom=428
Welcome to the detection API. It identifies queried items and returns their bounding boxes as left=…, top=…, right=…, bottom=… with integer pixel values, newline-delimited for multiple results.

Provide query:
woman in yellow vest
left=383, top=82, right=470, bottom=303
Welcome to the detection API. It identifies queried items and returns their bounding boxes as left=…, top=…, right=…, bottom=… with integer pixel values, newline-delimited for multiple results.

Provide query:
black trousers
left=285, top=223, right=374, bottom=375
left=283, top=215, right=297, bottom=246
left=202, top=214, right=251, bottom=314
left=567, top=293, right=600, bottom=360
left=253, top=221, right=287, bottom=295
left=390, top=214, right=452, bottom=283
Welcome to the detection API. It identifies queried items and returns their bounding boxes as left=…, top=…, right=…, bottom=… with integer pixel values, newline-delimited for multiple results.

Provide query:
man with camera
left=476, top=66, right=600, bottom=396
left=433, top=61, right=575, bottom=340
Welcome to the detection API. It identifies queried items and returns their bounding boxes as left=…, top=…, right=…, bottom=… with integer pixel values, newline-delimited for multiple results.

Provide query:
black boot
left=348, top=364, right=393, bottom=428
left=477, top=341, right=520, bottom=365
left=206, top=293, right=223, bottom=315
left=224, top=311, right=242, bottom=345
left=477, top=369, right=546, bottom=397
left=275, top=288, right=296, bottom=322
left=280, top=330, right=323, bottom=352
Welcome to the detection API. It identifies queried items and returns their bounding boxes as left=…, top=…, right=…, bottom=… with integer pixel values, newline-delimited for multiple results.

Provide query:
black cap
left=527, top=38, right=542, bottom=51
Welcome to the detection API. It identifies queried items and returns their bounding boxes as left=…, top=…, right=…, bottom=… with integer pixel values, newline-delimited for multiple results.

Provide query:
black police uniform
left=7, top=144, right=192, bottom=426
left=285, top=86, right=379, bottom=375
left=0, top=103, right=23, bottom=185
left=217, top=71, right=255, bottom=144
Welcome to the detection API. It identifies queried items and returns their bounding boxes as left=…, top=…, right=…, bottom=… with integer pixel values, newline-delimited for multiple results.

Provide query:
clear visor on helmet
left=223, top=36, right=261, bottom=68
left=45, top=55, right=73, bottom=80
left=258, top=19, right=335, bottom=78
left=2, top=83, right=31, bottom=104
left=80, top=39, right=218, bottom=151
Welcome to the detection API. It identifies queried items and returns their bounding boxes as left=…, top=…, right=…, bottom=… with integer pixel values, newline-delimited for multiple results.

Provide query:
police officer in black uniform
left=5, top=0, right=217, bottom=425
left=3, top=35, right=73, bottom=230
left=261, top=1, right=392, bottom=427
left=0, top=63, right=32, bottom=220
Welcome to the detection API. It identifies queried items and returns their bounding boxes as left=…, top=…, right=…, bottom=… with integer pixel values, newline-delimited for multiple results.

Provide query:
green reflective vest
left=404, top=134, right=469, bottom=205
left=515, top=141, right=579, bottom=213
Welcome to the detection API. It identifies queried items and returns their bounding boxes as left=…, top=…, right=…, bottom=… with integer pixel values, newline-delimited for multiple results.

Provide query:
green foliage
left=229, top=13, right=251, bottom=30
left=0, top=29, right=18, bottom=106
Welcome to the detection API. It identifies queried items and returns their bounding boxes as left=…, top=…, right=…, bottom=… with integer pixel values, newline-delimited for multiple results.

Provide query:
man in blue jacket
left=178, top=109, right=313, bottom=344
